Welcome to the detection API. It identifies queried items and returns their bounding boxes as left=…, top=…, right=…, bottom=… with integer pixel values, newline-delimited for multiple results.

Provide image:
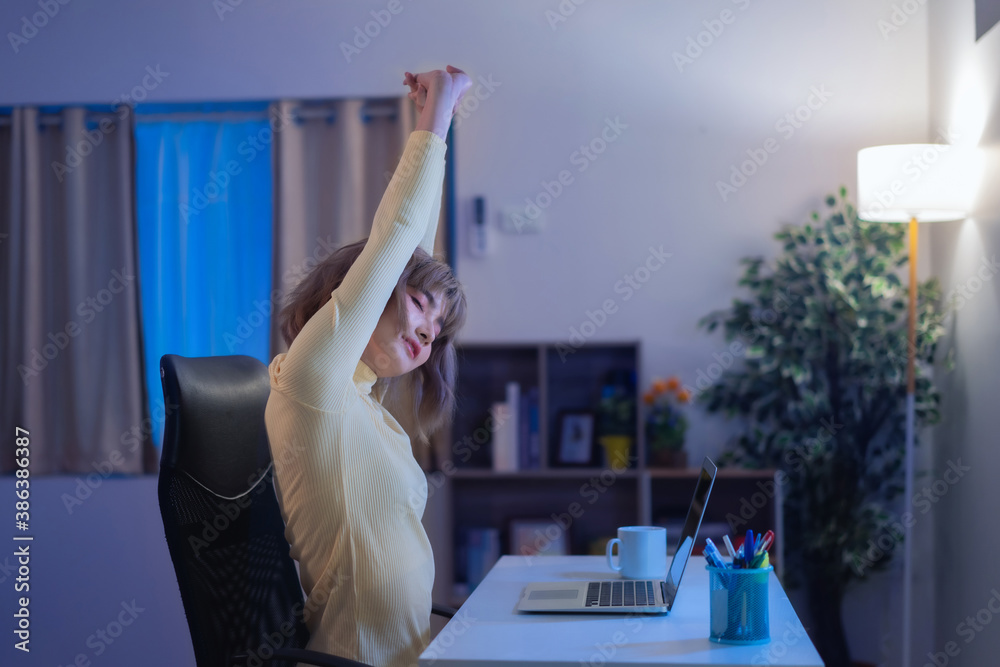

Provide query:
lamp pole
left=902, top=216, right=917, bottom=667
left=858, top=142, right=979, bottom=667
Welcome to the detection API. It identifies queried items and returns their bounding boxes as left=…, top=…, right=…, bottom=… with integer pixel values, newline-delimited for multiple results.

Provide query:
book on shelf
left=491, top=383, right=541, bottom=471
left=463, top=527, right=500, bottom=591
left=518, top=387, right=540, bottom=470
left=490, top=404, right=515, bottom=472
left=528, top=387, right=540, bottom=468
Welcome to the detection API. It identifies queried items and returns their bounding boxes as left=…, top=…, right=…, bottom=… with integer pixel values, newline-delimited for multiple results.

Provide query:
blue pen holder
left=706, top=565, right=771, bottom=645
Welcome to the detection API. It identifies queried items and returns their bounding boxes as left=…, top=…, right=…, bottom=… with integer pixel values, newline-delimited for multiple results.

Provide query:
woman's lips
left=403, top=337, right=417, bottom=359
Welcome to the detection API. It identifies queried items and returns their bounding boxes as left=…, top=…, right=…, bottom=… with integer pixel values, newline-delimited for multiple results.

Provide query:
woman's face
left=363, top=285, right=445, bottom=378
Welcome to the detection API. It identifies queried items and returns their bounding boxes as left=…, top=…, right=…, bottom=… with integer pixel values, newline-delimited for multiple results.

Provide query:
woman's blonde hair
left=278, top=237, right=467, bottom=446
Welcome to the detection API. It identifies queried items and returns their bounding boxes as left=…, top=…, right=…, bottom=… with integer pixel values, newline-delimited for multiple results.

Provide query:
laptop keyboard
left=585, top=580, right=659, bottom=607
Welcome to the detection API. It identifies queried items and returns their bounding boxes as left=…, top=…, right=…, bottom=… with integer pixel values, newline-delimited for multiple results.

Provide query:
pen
left=703, top=539, right=728, bottom=569
left=723, top=534, right=737, bottom=560
left=704, top=539, right=731, bottom=586
left=755, top=530, right=774, bottom=557
left=745, top=530, right=755, bottom=565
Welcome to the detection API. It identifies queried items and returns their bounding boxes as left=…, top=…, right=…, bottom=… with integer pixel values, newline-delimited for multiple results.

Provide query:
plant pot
left=648, top=449, right=687, bottom=468
left=597, top=435, right=632, bottom=469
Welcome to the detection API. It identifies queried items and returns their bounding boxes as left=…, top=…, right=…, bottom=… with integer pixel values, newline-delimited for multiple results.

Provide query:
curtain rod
left=0, top=103, right=398, bottom=127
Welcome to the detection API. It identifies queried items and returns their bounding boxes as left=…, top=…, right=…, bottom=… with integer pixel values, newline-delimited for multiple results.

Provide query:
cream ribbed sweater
left=264, top=130, right=447, bottom=667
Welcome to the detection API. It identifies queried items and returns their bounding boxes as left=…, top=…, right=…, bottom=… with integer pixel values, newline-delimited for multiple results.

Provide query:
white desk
left=420, top=555, right=823, bottom=666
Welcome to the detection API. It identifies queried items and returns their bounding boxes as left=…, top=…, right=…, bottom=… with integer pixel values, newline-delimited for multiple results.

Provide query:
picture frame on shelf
left=508, top=517, right=570, bottom=557
left=555, top=409, right=595, bottom=466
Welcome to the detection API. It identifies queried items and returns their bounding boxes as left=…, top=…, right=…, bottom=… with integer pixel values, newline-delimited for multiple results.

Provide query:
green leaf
left=694, top=185, right=949, bottom=591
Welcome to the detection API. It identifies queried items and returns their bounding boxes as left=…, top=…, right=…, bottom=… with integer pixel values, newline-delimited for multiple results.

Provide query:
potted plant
left=695, top=188, right=947, bottom=667
left=643, top=376, right=690, bottom=467
left=595, top=371, right=637, bottom=469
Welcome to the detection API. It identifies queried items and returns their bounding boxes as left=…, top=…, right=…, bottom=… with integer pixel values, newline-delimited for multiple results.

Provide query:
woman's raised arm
left=407, top=67, right=471, bottom=254
left=271, top=67, right=470, bottom=411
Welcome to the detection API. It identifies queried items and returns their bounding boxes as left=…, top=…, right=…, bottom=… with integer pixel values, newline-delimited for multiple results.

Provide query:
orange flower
left=665, top=376, right=681, bottom=392
left=651, top=378, right=669, bottom=394
left=642, top=391, right=656, bottom=405
left=676, top=389, right=691, bottom=404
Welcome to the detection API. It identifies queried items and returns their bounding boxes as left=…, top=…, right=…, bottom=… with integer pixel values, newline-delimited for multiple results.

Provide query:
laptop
left=515, top=456, right=717, bottom=614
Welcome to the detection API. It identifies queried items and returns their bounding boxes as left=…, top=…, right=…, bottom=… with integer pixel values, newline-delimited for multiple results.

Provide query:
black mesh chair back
left=157, top=354, right=310, bottom=667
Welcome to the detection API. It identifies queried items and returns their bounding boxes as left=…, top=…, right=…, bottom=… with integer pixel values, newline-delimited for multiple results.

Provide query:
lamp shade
left=857, top=144, right=981, bottom=222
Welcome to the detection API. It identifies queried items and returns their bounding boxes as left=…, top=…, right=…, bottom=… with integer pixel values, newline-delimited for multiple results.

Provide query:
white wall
left=0, top=0, right=932, bottom=467
left=1, top=0, right=938, bottom=664
left=927, top=1, right=1000, bottom=666
left=0, top=477, right=194, bottom=666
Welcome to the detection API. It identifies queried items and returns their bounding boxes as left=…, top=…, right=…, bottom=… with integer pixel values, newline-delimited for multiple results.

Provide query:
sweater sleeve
left=270, top=130, right=448, bottom=411
left=419, top=165, right=444, bottom=256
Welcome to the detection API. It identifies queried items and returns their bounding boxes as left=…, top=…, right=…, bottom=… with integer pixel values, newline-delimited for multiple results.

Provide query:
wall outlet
left=500, top=207, right=544, bottom=234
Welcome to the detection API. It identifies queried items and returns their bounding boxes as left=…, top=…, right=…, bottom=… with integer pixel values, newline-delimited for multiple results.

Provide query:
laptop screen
left=662, top=457, right=717, bottom=610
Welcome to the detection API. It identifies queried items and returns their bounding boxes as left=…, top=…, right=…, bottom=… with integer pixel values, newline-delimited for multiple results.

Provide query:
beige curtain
left=0, top=106, right=156, bottom=475
left=270, top=97, right=448, bottom=471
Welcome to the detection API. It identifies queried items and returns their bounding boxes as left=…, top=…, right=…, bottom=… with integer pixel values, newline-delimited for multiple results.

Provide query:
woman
left=264, top=66, right=472, bottom=667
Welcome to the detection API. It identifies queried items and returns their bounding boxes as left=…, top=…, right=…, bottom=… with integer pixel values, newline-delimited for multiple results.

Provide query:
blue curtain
left=134, top=104, right=273, bottom=448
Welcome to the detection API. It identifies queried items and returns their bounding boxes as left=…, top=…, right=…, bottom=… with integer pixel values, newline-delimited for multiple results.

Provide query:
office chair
left=157, top=354, right=456, bottom=667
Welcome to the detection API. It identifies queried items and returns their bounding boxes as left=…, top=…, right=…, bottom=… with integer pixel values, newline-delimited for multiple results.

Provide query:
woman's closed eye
left=411, top=292, right=441, bottom=339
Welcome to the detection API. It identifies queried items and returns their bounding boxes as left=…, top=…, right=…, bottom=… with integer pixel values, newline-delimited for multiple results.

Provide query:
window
left=134, top=102, right=273, bottom=447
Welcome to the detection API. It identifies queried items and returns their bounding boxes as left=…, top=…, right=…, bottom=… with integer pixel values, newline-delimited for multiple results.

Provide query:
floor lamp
left=857, top=144, right=979, bottom=667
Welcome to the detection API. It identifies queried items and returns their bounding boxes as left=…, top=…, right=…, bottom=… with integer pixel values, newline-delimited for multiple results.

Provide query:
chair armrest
left=271, top=648, right=375, bottom=667
left=432, top=602, right=457, bottom=619
left=232, top=648, right=373, bottom=667
left=231, top=606, right=457, bottom=667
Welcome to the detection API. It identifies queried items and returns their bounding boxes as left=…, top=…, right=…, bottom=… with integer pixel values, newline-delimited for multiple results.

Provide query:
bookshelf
left=425, top=341, right=782, bottom=608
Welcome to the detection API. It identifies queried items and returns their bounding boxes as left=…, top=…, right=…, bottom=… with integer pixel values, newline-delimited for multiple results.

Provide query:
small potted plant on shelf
left=643, top=376, right=690, bottom=468
left=595, top=373, right=636, bottom=470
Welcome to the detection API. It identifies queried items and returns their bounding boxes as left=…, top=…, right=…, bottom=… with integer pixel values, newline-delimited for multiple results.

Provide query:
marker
left=755, top=530, right=774, bottom=556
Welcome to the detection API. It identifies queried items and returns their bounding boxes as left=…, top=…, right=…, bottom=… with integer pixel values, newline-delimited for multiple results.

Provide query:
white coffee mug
left=606, top=526, right=667, bottom=580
